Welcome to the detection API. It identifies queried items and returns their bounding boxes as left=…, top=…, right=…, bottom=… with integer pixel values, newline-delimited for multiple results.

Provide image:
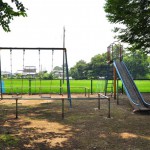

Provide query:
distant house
left=2, top=66, right=37, bottom=78
left=22, top=66, right=37, bottom=78
left=15, top=66, right=37, bottom=78
left=1, top=71, right=11, bottom=78
left=53, top=70, right=63, bottom=79
left=53, top=70, right=72, bottom=79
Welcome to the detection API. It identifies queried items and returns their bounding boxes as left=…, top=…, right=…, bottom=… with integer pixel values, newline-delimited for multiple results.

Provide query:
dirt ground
left=0, top=93, right=150, bottom=150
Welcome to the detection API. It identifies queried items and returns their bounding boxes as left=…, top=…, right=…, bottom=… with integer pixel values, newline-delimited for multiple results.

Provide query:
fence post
left=85, top=88, right=87, bottom=97
left=108, top=98, right=111, bottom=118
left=91, top=79, right=93, bottom=95
left=60, top=79, right=62, bottom=95
left=113, top=67, right=117, bottom=99
left=117, top=79, right=119, bottom=105
left=98, top=93, right=100, bottom=110
left=29, top=79, right=31, bottom=95
left=121, top=83, right=124, bottom=94
left=16, top=98, right=18, bottom=119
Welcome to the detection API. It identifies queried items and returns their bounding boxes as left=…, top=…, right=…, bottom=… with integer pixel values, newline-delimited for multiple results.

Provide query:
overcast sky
left=0, top=0, right=116, bottom=72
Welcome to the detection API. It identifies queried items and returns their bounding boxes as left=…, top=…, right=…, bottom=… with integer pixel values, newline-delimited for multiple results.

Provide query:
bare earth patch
left=0, top=93, right=150, bottom=150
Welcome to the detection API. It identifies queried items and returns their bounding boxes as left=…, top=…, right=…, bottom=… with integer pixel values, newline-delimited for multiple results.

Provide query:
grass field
left=2, top=79, right=150, bottom=94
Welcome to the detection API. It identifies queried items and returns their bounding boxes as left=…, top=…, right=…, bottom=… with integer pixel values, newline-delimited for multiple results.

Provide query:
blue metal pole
left=0, top=49, right=3, bottom=99
left=64, top=49, right=72, bottom=107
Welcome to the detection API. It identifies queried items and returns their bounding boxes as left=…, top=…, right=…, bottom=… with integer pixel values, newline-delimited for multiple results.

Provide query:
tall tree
left=124, top=50, right=149, bottom=79
left=0, top=0, right=27, bottom=32
left=88, top=53, right=107, bottom=78
left=104, top=0, right=150, bottom=54
left=70, top=60, right=87, bottom=79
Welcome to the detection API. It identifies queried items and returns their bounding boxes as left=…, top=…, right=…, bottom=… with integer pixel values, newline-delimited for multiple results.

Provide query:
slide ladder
left=104, top=64, right=113, bottom=96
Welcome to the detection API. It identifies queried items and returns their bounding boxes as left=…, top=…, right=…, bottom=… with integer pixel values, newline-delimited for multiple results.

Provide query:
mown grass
left=2, top=79, right=150, bottom=94
left=134, top=80, right=150, bottom=92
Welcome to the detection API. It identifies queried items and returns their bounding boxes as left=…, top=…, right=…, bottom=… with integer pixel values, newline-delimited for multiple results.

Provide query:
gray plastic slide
left=114, top=61, right=150, bottom=111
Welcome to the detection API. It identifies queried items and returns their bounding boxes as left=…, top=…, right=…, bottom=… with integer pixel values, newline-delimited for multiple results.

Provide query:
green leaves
left=0, top=0, right=27, bottom=32
left=124, top=49, right=149, bottom=79
left=104, top=0, right=150, bottom=54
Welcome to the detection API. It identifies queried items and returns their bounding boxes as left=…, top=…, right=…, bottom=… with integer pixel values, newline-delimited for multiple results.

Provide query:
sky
left=0, top=0, right=117, bottom=73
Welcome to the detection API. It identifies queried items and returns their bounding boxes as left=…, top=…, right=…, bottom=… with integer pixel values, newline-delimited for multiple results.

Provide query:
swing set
left=0, top=46, right=113, bottom=119
left=0, top=47, right=72, bottom=107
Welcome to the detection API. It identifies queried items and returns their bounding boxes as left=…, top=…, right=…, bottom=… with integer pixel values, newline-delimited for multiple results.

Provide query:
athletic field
left=1, top=79, right=150, bottom=94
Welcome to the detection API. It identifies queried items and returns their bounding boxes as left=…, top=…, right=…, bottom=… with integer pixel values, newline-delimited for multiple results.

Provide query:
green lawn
left=2, top=79, right=150, bottom=94
left=134, top=80, right=150, bottom=92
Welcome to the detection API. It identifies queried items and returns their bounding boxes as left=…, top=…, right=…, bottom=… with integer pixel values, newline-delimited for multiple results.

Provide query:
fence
left=1, top=79, right=150, bottom=94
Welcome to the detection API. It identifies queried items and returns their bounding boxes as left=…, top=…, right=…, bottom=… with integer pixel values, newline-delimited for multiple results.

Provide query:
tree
left=124, top=50, right=149, bottom=79
left=70, top=54, right=108, bottom=79
left=70, top=60, right=87, bottom=79
left=53, top=66, right=63, bottom=79
left=0, top=0, right=27, bottom=32
left=147, top=55, right=150, bottom=78
left=88, top=53, right=107, bottom=79
left=43, top=72, right=53, bottom=80
left=104, top=0, right=150, bottom=54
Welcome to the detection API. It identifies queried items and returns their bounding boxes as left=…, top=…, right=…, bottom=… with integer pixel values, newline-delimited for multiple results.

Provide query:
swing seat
left=41, top=95, right=51, bottom=99
left=12, top=95, right=22, bottom=99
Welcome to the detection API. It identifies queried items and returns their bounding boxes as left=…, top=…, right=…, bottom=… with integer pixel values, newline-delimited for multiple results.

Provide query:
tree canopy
left=70, top=60, right=87, bottom=79
left=0, top=0, right=27, bottom=32
left=104, top=0, right=150, bottom=54
left=124, top=50, right=149, bottom=79
left=70, top=51, right=149, bottom=80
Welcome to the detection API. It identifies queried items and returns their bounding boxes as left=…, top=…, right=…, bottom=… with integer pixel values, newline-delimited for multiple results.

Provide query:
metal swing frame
left=0, top=47, right=72, bottom=107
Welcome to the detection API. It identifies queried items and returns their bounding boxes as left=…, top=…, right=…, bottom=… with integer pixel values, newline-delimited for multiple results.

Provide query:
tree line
left=1, top=0, right=150, bottom=80
left=9, top=49, right=149, bottom=80
left=70, top=50, right=150, bottom=80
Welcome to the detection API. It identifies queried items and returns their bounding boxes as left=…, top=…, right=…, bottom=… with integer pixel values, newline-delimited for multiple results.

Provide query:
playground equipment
left=0, top=46, right=112, bottom=120
left=104, top=64, right=113, bottom=97
left=106, top=42, right=150, bottom=111
left=0, top=80, right=5, bottom=93
left=0, top=47, right=72, bottom=107
left=0, top=28, right=112, bottom=120
left=0, top=94, right=111, bottom=119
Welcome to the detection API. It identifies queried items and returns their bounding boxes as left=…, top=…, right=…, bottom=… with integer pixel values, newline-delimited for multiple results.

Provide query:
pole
left=107, top=46, right=110, bottom=62
left=29, top=79, right=31, bottom=95
left=122, top=83, right=124, bottom=94
left=113, top=66, right=116, bottom=99
left=0, top=49, right=3, bottom=99
left=16, top=98, right=18, bottom=119
left=117, top=79, right=119, bottom=105
left=64, top=49, right=72, bottom=108
left=112, top=44, right=114, bottom=61
left=98, top=93, right=100, bottom=110
left=63, top=27, right=65, bottom=84
left=91, top=79, right=93, bottom=95
left=108, top=98, right=111, bottom=118
left=60, top=79, right=62, bottom=95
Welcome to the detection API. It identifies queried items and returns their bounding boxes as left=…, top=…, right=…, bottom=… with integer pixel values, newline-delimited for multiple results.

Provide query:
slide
left=114, top=61, right=150, bottom=111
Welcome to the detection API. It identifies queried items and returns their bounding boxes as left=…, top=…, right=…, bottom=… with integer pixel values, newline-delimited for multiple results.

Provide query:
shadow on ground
left=0, top=94, right=150, bottom=150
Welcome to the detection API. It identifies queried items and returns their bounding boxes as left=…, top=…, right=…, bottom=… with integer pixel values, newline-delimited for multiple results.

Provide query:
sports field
left=2, top=79, right=150, bottom=94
